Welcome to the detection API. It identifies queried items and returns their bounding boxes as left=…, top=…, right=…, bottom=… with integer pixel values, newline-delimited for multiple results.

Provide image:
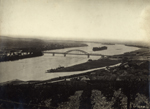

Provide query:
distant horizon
left=0, top=0, right=150, bottom=44
left=0, top=35, right=149, bottom=47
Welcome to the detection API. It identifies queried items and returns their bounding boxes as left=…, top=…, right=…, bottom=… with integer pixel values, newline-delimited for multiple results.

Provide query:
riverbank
left=46, top=58, right=120, bottom=72
left=0, top=51, right=43, bottom=62
left=125, top=44, right=150, bottom=48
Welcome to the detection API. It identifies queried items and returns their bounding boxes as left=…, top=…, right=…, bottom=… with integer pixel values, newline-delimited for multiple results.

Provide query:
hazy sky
left=0, top=0, right=150, bottom=43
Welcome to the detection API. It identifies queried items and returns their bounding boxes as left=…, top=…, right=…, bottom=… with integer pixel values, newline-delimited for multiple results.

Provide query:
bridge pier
left=87, top=54, right=90, bottom=58
left=64, top=54, right=66, bottom=57
left=53, top=53, right=55, bottom=56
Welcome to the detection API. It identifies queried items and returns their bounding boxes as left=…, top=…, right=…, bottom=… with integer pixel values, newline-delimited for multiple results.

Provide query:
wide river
left=0, top=43, right=139, bottom=83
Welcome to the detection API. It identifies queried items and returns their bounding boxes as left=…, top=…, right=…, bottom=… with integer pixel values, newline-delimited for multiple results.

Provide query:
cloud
left=140, top=6, right=150, bottom=44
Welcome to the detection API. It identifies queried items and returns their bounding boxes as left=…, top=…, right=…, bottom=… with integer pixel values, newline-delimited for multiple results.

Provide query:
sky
left=0, top=0, right=150, bottom=43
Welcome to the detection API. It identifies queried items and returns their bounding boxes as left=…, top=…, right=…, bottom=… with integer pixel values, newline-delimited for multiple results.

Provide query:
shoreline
left=46, top=58, right=120, bottom=73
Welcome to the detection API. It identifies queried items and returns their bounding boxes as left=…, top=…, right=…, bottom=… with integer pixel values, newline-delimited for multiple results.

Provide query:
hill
left=0, top=36, right=87, bottom=51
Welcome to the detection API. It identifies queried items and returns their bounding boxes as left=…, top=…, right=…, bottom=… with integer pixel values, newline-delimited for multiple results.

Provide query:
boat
left=93, top=46, right=107, bottom=51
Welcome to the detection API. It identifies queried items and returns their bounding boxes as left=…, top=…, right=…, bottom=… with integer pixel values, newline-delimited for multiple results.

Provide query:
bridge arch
left=64, top=49, right=89, bottom=55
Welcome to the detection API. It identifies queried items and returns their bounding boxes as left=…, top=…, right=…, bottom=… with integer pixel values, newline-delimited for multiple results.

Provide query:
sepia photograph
left=0, top=0, right=150, bottom=109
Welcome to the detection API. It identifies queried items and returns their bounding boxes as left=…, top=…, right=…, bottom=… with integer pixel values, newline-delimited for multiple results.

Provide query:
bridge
left=43, top=49, right=107, bottom=58
left=43, top=49, right=150, bottom=59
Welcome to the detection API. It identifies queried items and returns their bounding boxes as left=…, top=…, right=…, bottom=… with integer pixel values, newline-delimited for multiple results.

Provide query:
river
left=0, top=43, right=139, bottom=83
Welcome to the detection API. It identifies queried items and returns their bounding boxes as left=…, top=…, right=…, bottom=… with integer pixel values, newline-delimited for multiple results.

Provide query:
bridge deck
left=43, top=51, right=104, bottom=56
left=43, top=51, right=150, bottom=57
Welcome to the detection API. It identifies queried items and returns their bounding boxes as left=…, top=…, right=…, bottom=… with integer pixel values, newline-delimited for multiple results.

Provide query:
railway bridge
left=44, top=49, right=150, bottom=59
left=43, top=49, right=106, bottom=58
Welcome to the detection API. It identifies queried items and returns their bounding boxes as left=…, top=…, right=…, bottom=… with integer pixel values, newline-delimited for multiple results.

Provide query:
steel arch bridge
left=64, top=49, right=88, bottom=55
left=63, top=49, right=90, bottom=57
left=43, top=49, right=105, bottom=58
